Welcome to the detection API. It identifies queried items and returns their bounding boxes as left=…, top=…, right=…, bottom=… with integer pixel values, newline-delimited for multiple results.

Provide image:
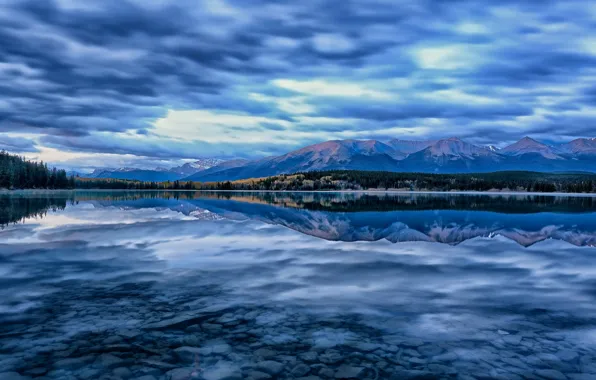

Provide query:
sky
left=0, top=0, right=595, bottom=171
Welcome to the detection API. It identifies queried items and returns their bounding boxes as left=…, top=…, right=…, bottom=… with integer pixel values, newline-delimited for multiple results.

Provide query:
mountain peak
left=169, top=158, right=227, bottom=175
left=559, top=137, right=596, bottom=154
left=503, top=137, right=548, bottom=149
left=501, top=137, right=562, bottom=159
left=185, top=136, right=596, bottom=182
left=425, top=138, right=493, bottom=157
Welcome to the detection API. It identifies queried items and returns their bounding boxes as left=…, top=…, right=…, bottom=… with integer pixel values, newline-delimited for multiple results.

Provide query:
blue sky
left=0, top=0, right=595, bottom=170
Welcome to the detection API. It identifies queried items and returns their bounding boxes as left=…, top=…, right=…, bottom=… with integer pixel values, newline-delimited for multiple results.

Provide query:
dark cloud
left=318, top=98, right=534, bottom=122
left=0, top=0, right=594, bottom=164
left=0, top=135, right=39, bottom=153
left=39, top=133, right=294, bottom=160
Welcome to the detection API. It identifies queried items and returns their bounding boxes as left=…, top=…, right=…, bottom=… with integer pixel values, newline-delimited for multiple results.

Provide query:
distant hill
left=94, top=169, right=182, bottom=182
left=186, top=137, right=596, bottom=182
left=90, top=158, right=227, bottom=182
left=168, top=158, right=226, bottom=177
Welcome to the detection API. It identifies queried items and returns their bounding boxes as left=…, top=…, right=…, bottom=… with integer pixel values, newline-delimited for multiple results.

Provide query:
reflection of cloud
left=5, top=203, right=596, bottom=316
left=0, top=238, right=166, bottom=315
left=2, top=199, right=596, bottom=355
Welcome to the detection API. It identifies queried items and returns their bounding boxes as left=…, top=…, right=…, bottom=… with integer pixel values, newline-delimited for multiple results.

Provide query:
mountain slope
left=190, top=137, right=596, bottom=181
left=183, top=159, right=251, bottom=181
left=501, top=137, right=564, bottom=159
left=181, top=136, right=596, bottom=181
left=95, top=169, right=182, bottom=182
left=559, top=138, right=596, bottom=156
left=398, top=138, right=503, bottom=173
left=90, top=158, right=228, bottom=181
left=386, top=139, right=436, bottom=154
left=187, top=140, right=402, bottom=182
left=169, top=158, right=226, bottom=177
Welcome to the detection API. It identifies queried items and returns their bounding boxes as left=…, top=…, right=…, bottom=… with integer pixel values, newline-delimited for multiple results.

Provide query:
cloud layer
left=0, top=0, right=595, bottom=169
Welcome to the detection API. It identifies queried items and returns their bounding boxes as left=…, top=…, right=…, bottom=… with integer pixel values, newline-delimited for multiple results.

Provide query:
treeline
left=75, top=178, right=197, bottom=190
left=203, top=171, right=596, bottom=193
left=69, top=170, right=596, bottom=193
left=0, top=151, right=75, bottom=189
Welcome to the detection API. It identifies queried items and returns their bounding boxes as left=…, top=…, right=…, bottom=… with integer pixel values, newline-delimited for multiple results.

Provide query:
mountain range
left=184, top=136, right=596, bottom=182
left=88, top=158, right=226, bottom=182
left=84, top=137, right=596, bottom=182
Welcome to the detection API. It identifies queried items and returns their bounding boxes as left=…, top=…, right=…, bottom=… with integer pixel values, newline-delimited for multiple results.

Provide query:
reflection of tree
left=74, top=191, right=183, bottom=202
left=0, top=194, right=74, bottom=228
left=71, top=191, right=596, bottom=214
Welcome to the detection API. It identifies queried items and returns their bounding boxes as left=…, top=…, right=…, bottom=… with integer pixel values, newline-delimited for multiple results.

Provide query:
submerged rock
left=257, top=360, right=284, bottom=375
left=54, top=355, right=94, bottom=370
left=0, top=372, right=31, bottom=380
left=248, top=370, right=272, bottom=380
left=166, top=367, right=195, bottom=380
left=199, top=340, right=231, bottom=355
left=94, top=353, right=125, bottom=369
left=202, top=360, right=242, bottom=380
left=134, top=376, right=158, bottom=380
left=334, top=364, right=365, bottom=379
left=534, top=369, right=568, bottom=380
left=174, top=346, right=202, bottom=362
left=390, top=369, right=437, bottom=380
left=291, top=363, right=311, bottom=377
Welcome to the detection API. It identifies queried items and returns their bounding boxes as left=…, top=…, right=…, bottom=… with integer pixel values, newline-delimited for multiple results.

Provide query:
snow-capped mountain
left=396, top=138, right=503, bottom=172
left=89, top=136, right=596, bottom=182
left=189, top=136, right=596, bottom=182
left=169, top=158, right=226, bottom=176
left=184, top=140, right=405, bottom=182
left=88, top=158, right=228, bottom=181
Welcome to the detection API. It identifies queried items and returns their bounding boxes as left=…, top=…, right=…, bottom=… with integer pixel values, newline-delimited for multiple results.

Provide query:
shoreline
left=2, top=188, right=596, bottom=197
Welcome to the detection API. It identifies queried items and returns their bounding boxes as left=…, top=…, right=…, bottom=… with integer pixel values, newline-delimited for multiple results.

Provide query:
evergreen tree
left=0, top=151, right=71, bottom=189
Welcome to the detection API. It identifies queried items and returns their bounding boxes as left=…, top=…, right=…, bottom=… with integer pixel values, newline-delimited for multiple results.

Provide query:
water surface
left=1, top=191, right=595, bottom=380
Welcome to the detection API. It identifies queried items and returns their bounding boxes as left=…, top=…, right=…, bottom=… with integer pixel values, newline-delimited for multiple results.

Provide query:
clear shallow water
left=1, top=191, right=596, bottom=380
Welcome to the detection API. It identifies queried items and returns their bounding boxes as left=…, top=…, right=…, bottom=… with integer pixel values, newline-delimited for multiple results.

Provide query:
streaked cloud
left=0, top=0, right=593, bottom=168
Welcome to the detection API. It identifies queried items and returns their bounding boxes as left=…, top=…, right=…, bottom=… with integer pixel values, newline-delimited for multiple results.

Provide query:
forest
left=74, top=170, right=596, bottom=193
left=2, top=151, right=595, bottom=193
left=75, top=178, right=197, bottom=190
left=201, top=170, right=596, bottom=193
left=0, top=151, right=74, bottom=189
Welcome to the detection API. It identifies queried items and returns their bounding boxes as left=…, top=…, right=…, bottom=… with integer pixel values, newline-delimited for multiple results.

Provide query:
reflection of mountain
left=78, top=191, right=596, bottom=247
left=190, top=198, right=596, bottom=247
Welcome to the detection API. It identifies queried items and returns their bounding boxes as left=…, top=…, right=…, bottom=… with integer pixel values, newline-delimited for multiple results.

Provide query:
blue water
left=0, top=191, right=595, bottom=380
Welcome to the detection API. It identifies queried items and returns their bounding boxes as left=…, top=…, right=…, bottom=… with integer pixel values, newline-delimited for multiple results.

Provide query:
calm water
left=1, top=191, right=596, bottom=380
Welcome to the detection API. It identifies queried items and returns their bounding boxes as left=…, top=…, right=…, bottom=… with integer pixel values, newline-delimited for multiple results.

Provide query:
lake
left=1, top=191, right=595, bottom=380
